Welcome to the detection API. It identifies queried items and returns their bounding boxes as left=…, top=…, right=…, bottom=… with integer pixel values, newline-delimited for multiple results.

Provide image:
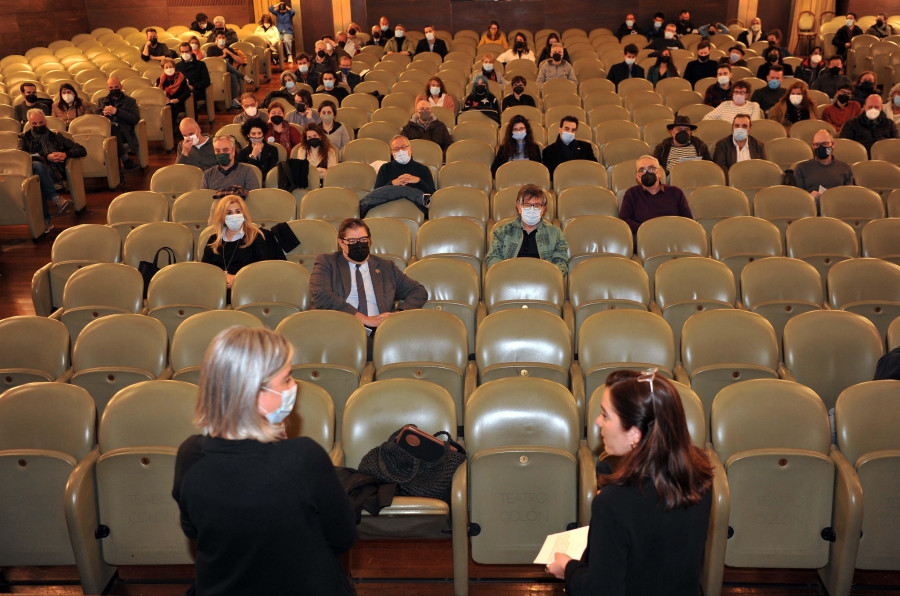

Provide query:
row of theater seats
left=1, top=343, right=897, bottom=596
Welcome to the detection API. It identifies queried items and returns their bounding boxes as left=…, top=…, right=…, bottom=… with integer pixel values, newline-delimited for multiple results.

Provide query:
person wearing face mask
left=756, top=48, right=793, bottom=79
left=645, top=24, right=684, bottom=53
left=233, top=92, right=268, bottom=125
left=538, top=34, right=570, bottom=63
left=750, top=65, right=787, bottom=115
left=484, top=184, right=569, bottom=275
left=703, top=80, right=762, bottom=121
left=158, top=58, right=191, bottom=132
left=293, top=54, right=317, bottom=86
left=476, top=54, right=507, bottom=85
left=491, top=115, right=542, bottom=175
left=255, top=13, right=281, bottom=62
left=268, top=70, right=302, bottom=108
left=317, top=71, right=348, bottom=103
left=415, top=76, right=456, bottom=113
left=831, top=13, right=862, bottom=59
left=866, top=13, right=896, bottom=38
left=796, top=47, right=826, bottom=87
left=202, top=195, right=284, bottom=290
left=536, top=43, right=577, bottom=85
left=497, top=33, right=535, bottom=64
left=415, top=25, right=448, bottom=58
left=52, top=83, right=93, bottom=128
left=360, top=135, right=435, bottom=216
left=851, top=71, right=880, bottom=107
left=541, top=116, right=597, bottom=178
left=840, top=95, right=899, bottom=156
left=384, top=24, right=414, bottom=56
left=173, top=325, right=355, bottom=594
left=188, top=36, right=206, bottom=60
left=652, top=116, right=711, bottom=175
left=18, top=108, right=86, bottom=233
left=501, top=75, right=536, bottom=109
left=140, top=28, right=175, bottom=63
left=619, top=155, right=693, bottom=244
left=647, top=49, right=679, bottom=86
left=177, top=117, right=216, bottom=170
left=286, top=90, right=321, bottom=127
left=703, top=64, right=733, bottom=108
left=189, top=12, right=213, bottom=35
left=821, top=84, right=861, bottom=134
left=462, top=75, right=501, bottom=124
left=176, top=42, right=211, bottom=118
left=14, top=83, right=52, bottom=123
left=765, top=30, right=792, bottom=58
left=883, top=83, right=900, bottom=126
left=377, top=16, right=395, bottom=43
left=316, top=100, right=350, bottom=151
left=99, top=77, right=142, bottom=171
left=607, top=44, right=645, bottom=89
left=811, top=55, right=851, bottom=98
left=237, top=118, right=279, bottom=179
left=683, top=40, right=717, bottom=87
left=644, top=12, right=666, bottom=41
left=793, top=130, right=855, bottom=210
left=767, top=81, right=818, bottom=131
left=310, top=218, right=426, bottom=353
left=265, top=102, right=301, bottom=153
left=615, top=13, right=641, bottom=41
left=713, top=114, right=766, bottom=173
left=478, top=20, right=508, bottom=49
left=207, top=31, right=253, bottom=109
left=737, top=17, right=764, bottom=46
left=295, top=123, right=338, bottom=178
left=311, top=41, right=337, bottom=78
left=337, top=56, right=361, bottom=92
left=268, top=2, right=296, bottom=63
left=401, top=99, right=452, bottom=151
left=367, top=24, right=388, bottom=48
left=675, top=10, right=696, bottom=35
left=205, top=16, right=239, bottom=45
left=726, top=45, right=747, bottom=67
left=201, top=135, right=261, bottom=198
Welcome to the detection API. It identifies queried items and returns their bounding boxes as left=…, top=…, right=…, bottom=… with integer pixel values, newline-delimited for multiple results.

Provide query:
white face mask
left=262, top=383, right=297, bottom=425
left=810, top=54, right=822, bottom=64
left=216, top=39, right=226, bottom=47
left=164, top=67, right=176, bottom=76
left=733, top=94, right=747, bottom=106
left=520, top=206, right=542, bottom=226
left=187, top=134, right=199, bottom=145
left=181, top=52, right=192, bottom=61
left=224, top=213, right=244, bottom=231
left=866, top=107, right=881, bottom=120
left=430, top=86, right=441, bottom=96
left=626, top=19, right=634, bottom=27
left=624, top=57, right=635, bottom=65
left=393, top=150, right=410, bottom=164
left=245, top=106, right=258, bottom=116
left=62, top=93, right=75, bottom=104
left=664, top=31, right=675, bottom=39
left=717, top=75, right=730, bottom=86
left=190, top=43, right=199, bottom=50
left=751, top=24, right=760, bottom=32
left=789, top=94, right=803, bottom=106
left=394, top=29, right=404, bottom=38
left=425, top=32, right=435, bottom=41
left=846, top=19, right=854, bottom=28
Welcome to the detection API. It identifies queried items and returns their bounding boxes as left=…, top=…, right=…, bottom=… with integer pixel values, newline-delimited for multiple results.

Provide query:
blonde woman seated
left=202, top=195, right=283, bottom=290
left=768, top=81, right=819, bottom=130
left=295, top=123, right=338, bottom=178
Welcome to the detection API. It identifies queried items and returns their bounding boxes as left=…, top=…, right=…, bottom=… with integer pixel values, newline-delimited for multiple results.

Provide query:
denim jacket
left=485, top=216, right=569, bottom=275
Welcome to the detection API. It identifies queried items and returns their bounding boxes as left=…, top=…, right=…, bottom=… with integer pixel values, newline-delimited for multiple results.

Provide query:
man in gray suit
left=712, top=113, right=766, bottom=175
left=310, top=218, right=427, bottom=335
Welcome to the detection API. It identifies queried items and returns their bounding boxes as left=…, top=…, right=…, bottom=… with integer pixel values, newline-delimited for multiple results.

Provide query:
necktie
left=355, top=264, right=368, bottom=316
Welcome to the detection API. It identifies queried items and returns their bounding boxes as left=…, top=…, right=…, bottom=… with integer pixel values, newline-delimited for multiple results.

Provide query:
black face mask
left=348, top=28, right=356, bottom=35
left=109, top=89, right=123, bottom=99
left=641, top=171, right=657, bottom=187
left=551, top=53, right=562, bottom=62
left=659, top=56, right=670, bottom=63
left=860, top=81, right=875, bottom=91
left=306, top=137, right=321, bottom=147
left=317, top=50, right=326, bottom=58
left=515, top=41, right=524, bottom=50
left=674, top=130, right=690, bottom=145
left=347, top=242, right=369, bottom=262
left=513, top=85, right=524, bottom=95
left=475, top=85, right=486, bottom=95
left=373, top=33, right=381, bottom=40
left=836, top=93, right=850, bottom=104
left=767, top=53, right=779, bottom=63
left=149, top=38, right=157, bottom=46
left=876, top=20, right=884, bottom=27
left=697, top=54, right=708, bottom=62
left=270, top=115, right=284, bottom=125
left=830, top=66, right=841, bottom=75
left=296, top=102, right=306, bottom=111
left=24, top=94, right=37, bottom=103
left=31, top=124, right=47, bottom=135
left=814, top=146, right=832, bottom=160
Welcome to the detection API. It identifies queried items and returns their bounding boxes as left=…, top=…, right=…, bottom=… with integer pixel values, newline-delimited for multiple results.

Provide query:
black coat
left=414, top=38, right=448, bottom=58
left=541, top=138, right=597, bottom=178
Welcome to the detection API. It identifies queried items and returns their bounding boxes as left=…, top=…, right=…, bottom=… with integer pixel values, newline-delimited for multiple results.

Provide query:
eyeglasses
left=637, top=166, right=659, bottom=175
left=341, top=236, right=370, bottom=245
left=521, top=202, right=545, bottom=209
left=638, top=367, right=659, bottom=393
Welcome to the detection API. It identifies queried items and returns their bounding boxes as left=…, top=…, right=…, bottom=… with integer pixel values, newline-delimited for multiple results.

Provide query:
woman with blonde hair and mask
left=173, top=326, right=356, bottom=595
left=201, top=195, right=282, bottom=290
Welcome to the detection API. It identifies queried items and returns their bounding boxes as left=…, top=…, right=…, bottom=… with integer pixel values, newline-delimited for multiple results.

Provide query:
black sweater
left=173, top=435, right=356, bottom=596
left=201, top=232, right=277, bottom=275
left=374, top=159, right=435, bottom=194
left=565, top=480, right=711, bottom=596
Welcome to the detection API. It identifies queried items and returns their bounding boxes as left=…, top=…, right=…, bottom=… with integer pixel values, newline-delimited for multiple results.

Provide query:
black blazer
left=415, top=38, right=448, bottom=58
left=712, top=135, right=766, bottom=175
left=541, top=138, right=597, bottom=178
left=607, top=62, right=646, bottom=88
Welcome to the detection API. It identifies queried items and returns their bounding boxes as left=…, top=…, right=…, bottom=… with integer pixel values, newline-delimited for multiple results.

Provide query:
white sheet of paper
left=819, top=185, right=828, bottom=194
left=533, top=525, right=590, bottom=565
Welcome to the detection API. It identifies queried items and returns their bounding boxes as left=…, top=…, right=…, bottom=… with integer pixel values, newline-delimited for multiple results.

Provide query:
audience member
left=234, top=92, right=268, bottom=125
left=286, top=90, right=321, bottom=127
left=812, top=55, right=852, bottom=98
left=255, top=13, right=280, bottom=59
left=647, top=49, right=679, bottom=85
left=737, top=17, right=764, bottom=46
left=492, top=115, right=543, bottom=175
left=795, top=47, right=826, bottom=87
left=645, top=23, right=684, bottom=53
left=541, top=116, right=597, bottom=178
left=644, top=13, right=666, bottom=40
left=263, top=71, right=302, bottom=108
left=616, top=13, right=641, bottom=41
left=498, top=32, right=535, bottom=63
left=201, top=135, right=260, bottom=197
left=607, top=44, right=645, bottom=89
left=14, top=83, right=52, bottom=123
left=269, top=2, right=296, bottom=62
left=417, top=76, right=456, bottom=113
left=537, top=44, right=577, bottom=84
left=176, top=41, right=211, bottom=112
left=206, top=16, right=239, bottom=45
left=207, top=30, right=252, bottom=109
left=295, top=123, right=338, bottom=179
left=765, top=30, right=792, bottom=58
left=401, top=100, right=452, bottom=152
left=821, top=84, right=861, bottom=134
left=294, top=54, right=317, bottom=87
left=237, top=118, right=279, bottom=180
left=793, top=130, right=855, bottom=209
left=416, top=25, right=448, bottom=58
left=683, top=41, right=717, bottom=87
left=704, top=64, right=733, bottom=108
left=158, top=58, right=191, bottom=131
left=99, top=77, right=141, bottom=171
left=52, top=82, right=93, bottom=128
left=477, top=53, right=507, bottom=85
left=726, top=45, right=747, bottom=67
left=140, top=28, right=175, bottom=63
left=851, top=71, right=879, bottom=107
left=884, top=83, right=900, bottom=126
left=317, top=101, right=350, bottom=152
left=385, top=24, right=414, bottom=56
left=866, top=13, right=896, bottom=38
left=832, top=13, right=863, bottom=59
left=177, top=118, right=216, bottom=170
left=712, top=114, right=765, bottom=172
left=368, top=24, right=388, bottom=47
left=840, top=95, right=900, bottom=155
left=484, top=184, right=569, bottom=275
left=311, top=40, right=337, bottom=78
left=767, top=81, right=818, bottom=130
left=653, top=116, right=711, bottom=175
left=376, top=16, right=395, bottom=44
left=462, top=75, right=500, bottom=123
left=703, top=80, right=762, bottom=121
left=751, top=65, right=786, bottom=114
left=266, top=102, right=301, bottom=154
left=319, top=71, right=348, bottom=103
left=756, top=48, right=793, bottom=79
left=337, top=56, right=361, bottom=91
left=478, top=20, right=508, bottom=49
left=538, top=33, right=570, bottom=63
left=188, top=36, right=205, bottom=60
left=361, top=135, right=435, bottom=217
left=675, top=10, right=697, bottom=36
left=18, top=109, right=85, bottom=233
left=189, top=12, right=213, bottom=35
left=619, top=155, right=692, bottom=240
left=502, top=76, right=537, bottom=109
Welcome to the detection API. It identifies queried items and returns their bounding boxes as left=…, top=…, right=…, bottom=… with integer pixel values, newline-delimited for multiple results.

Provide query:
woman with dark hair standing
left=173, top=326, right=356, bottom=595
left=548, top=368, right=714, bottom=595
left=491, top=114, right=542, bottom=174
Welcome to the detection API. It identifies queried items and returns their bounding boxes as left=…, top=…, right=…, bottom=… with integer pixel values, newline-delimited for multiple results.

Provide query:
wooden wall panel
left=0, top=0, right=89, bottom=58
left=85, top=0, right=253, bottom=32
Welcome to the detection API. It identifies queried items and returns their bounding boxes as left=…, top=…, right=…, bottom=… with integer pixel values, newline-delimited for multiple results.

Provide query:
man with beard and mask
left=683, top=40, right=717, bottom=87
left=821, top=84, right=861, bottom=134
left=200, top=135, right=260, bottom=198
left=541, top=116, right=597, bottom=178
left=310, top=218, right=426, bottom=352
left=415, top=25, right=448, bottom=58
left=712, top=114, right=766, bottom=173
left=652, top=116, right=711, bottom=175
left=536, top=43, right=577, bottom=84
left=359, top=135, right=435, bottom=217
left=812, top=55, right=852, bottom=98
left=866, top=13, right=895, bottom=38
left=619, top=155, right=693, bottom=246
left=840, top=95, right=899, bottom=156
left=401, top=100, right=452, bottom=151
left=176, top=117, right=216, bottom=170
left=18, top=108, right=86, bottom=234
left=13, top=83, right=52, bottom=123
left=140, top=28, right=175, bottom=63
left=484, top=184, right=569, bottom=275
left=99, top=77, right=141, bottom=171
left=750, top=65, right=786, bottom=115
left=793, top=130, right=855, bottom=211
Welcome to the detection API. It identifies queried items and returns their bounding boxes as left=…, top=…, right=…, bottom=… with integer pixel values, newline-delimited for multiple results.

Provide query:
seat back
left=783, top=310, right=884, bottom=410
left=740, top=256, right=824, bottom=343
left=710, top=216, right=783, bottom=293
left=476, top=309, right=571, bottom=387
left=564, top=215, right=632, bottom=268
left=483, top=258, right=565, bottom=315
left=231, top=261, right=310, bottom=329
left=557, top=187, right=618, bottom=226
left=299, top=188, right=360, bottom=228
left=170, top=310, right=263, bottom=383
left=569, top=256, right=649, bottom=343
left=415, top=217, right=485, bottom=277
left=106, top=191, right=169, bottom=242
left=245, top=188, right=298, bottom=229
left=146, top=261, right=227, bottom=339
left=819, top=186, right=885, bottom=238
left=122, top=221, right=194, bottom=268
left=827, top=258, right=900, bottom=339
left=60, top=262, right=144, bottom=339
left=494, top=160, right=551, bottom=191
left=711, top=379, right=833, bottom=568
left=727, top=159, right=785, bottom=202
left=39, top=224, right=122, bottom=313
left=636, top=216, right=708, bottom=292
left=465, top=377, right=580, bottom=563
left=785, top=216, right=859, bottom=282
left=669, top=160, right=727, bottom=196
left=0, top=383, right=95, bottom=565
left=0, top=316, right=70, bottom=390
left=365, top=217, right=412, bottom=268
left=149, top=164, right=204, bottom=203
left=285, top=381, right=335, bottom=453
left=404, top=258, right=480, bottom=356
left=689, top=185, right=751, bottom=239
left=752, top=185, right=817, bottom=238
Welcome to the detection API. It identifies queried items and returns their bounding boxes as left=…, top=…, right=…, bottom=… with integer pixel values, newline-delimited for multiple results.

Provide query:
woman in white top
left=317, top=100, right=351, bottom=152
left=295, top=123, right=338, bottom=178
left=702, top=80, right=762, bottom=121
left=415, top=76, right=456, bottom=114
left=884, top=83, right=900, bottom=126
left=497, top=32, right=536, bottom=64
left=255, top=13, right=281, bottom=55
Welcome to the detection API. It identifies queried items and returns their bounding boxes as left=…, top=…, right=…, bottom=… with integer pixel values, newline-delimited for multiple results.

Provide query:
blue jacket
left=269, top=5, right=295, bottom=35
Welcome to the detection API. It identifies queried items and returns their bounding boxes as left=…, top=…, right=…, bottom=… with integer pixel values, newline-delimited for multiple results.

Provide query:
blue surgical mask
left=894, top=96, right=900, bottom=107
left=732, top=128, right=748, bottom=142
left=768, top=79, right=781, bottom=90
left=560, top=131, right=576, bottom=144
left=512, top=130, right=527, bottom=141
left=262, top=383, right=297, bottom=424
left=324, top=80, right=334, bottom=90
left=285, top=80, right=295, bottom=90
left=393, top=150, right=410, bottom=164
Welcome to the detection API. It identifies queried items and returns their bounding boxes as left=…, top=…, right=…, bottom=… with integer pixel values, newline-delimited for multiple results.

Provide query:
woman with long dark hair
left=491, top=114, right=542, bottom=174
left=548, top=368, right=714, bottom=595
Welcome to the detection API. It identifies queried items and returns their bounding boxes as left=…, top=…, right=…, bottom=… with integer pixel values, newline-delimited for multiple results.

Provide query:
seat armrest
left=818, top=445, right=863, bottom=596
left=451, top=461, right=469, bottom=596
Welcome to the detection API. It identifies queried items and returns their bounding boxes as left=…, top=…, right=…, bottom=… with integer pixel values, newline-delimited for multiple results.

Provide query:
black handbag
left=138, top=247, right=176, bottom=298
left=358, top=425, right=466, bottom=503
left=276, top=158, right=310, bottom=191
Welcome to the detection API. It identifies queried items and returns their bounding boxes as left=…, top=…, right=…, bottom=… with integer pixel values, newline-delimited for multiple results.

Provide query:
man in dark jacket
left=607, top=44, right=644, bottom=89
left=831, top=13, right=863, bottom=59
left=140, top=28, right=175, bottom=63
left=840, top=95, right=899, bottom=155
left=652, top=115, right=711, bottom=175
left=176, top=41, right=211, bottom=117
left=400, top=100, right=452, bottom=152
left=98, top=77, right=141, bottom=171
left=415, top=25, right=448, bottom=58
left=360, top=135, right=435, bottom=217
left=541, top=116, right=597, bottom=178
left=19, top=109, right=87, bottom=232
left=712, top=114, right=765, bottom=174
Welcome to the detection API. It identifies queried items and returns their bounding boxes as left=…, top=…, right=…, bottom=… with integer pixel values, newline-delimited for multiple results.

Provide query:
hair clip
left=638, top=367, right=659, bottom=393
